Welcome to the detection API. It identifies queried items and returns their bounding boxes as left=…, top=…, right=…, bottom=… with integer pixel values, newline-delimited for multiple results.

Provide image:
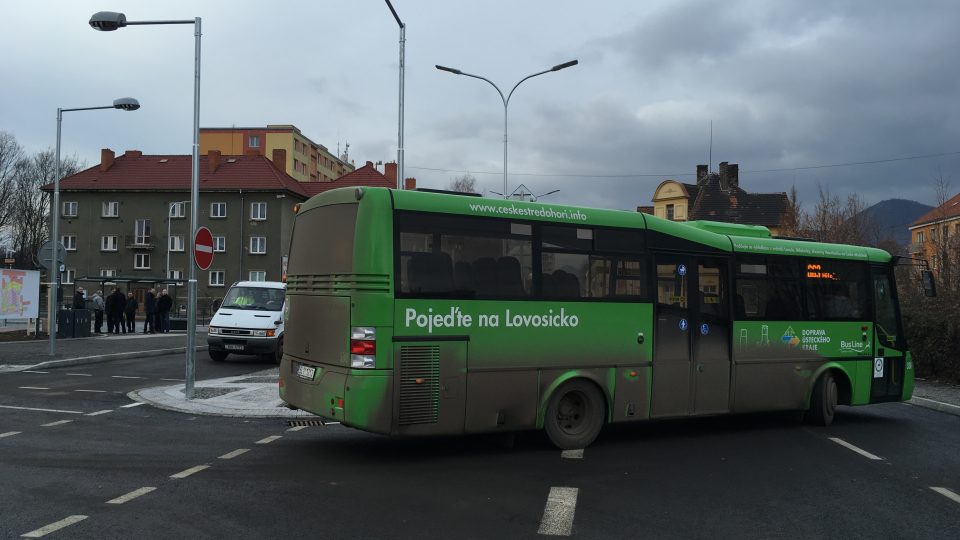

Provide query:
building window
left=63, top=269, right=76, bottom=284
left=102, top=201, right=119, bottom=217
left=135, top=219, right=151, bottom=245
left=916, top=231, right=924, bottom=243
left=213, top=236, right=226, bottom=253
left=169, top=235, right=185, bottom=252
left=100, top=268, right=117, bottom=278
left=134, top=253, right=151, bottom=270
left=249, top=270, right=266, bottom=282
left=666, top=204, right=675, bottom=221
left=61, top=235, right=77, bottom=251
left=209, top=270, right=225, bottom=286
left=250, top=202, right=267, bottom=220
left=63, top=201, right=78, bottom=217
left=249, top=135, right=260, bottom=148
left=169, top=269, right=184, bottom=280
left=211, top=202, right=227, bottom=218
left=250, top=236, right=266, bottom=254
left=170, top=202, right=186, bottom=218
left=101, top=235, right=118, bottom=252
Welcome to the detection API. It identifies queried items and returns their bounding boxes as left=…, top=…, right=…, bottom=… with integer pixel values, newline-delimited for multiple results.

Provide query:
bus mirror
left=921, top=270, right=937, bottom=297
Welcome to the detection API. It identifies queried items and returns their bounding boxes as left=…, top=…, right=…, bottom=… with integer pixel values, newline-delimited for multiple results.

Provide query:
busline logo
left=467, top=202, right=588, bottom=222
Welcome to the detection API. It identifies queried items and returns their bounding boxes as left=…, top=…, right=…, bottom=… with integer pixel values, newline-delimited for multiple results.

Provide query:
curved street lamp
left=436, top=60, right=578, bottom=199
left=50, top=97, right=141, bottom=357
left=90, top=10, right=203, bottom=399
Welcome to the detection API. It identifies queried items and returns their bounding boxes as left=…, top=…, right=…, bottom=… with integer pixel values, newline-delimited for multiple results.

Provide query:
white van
left=207, top=281, right=286, bottom=363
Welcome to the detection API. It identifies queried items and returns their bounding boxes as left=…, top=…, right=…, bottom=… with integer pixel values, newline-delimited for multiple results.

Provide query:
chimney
left=384, top=162, right=398, bottom=185
left=124, top=150, right=142, bottom=158
left=719, top=161, right=729, bottom=191
left=208, top=149, right=222, bottom=174
left=365, top=161, right=374, bottom=168
left=100, top=149, right=115, bottom=172
left=727, top=163, right=739, bottom=189
left=696, top=164, right=708, bottom=185
left=271, top=148, right=287, bottom=171
left=404, top=177, right=417, bottom=190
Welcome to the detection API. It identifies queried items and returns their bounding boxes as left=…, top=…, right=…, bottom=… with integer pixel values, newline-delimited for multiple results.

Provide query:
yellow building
left=200, top=125, right=354, bottom=183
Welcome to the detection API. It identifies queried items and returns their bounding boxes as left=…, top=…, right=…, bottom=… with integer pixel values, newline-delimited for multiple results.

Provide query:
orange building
left=200, top=124, right=354, bottom=183
left=908, top=191, right=960, bottom=273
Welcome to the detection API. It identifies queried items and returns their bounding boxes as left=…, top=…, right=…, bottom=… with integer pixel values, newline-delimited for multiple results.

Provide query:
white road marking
left=160, top=378, right=183, bottom=382
left=170, top=465, right=210, bottom=479
left=931, top=486, right=960, bottom=505
left=86, top=410, right=113, bottom=416
left=538, top=486, right=579, bottom=536
left=111, top=375, right=146, bottom=379
left=22, top=370, right=48, bottom=374
left=66, top=373, right=93, bottom=377
left=19, top=386, right=49, bottom=390
left=41, top=420, right=73, bottom=427
left=1, top=431, right=22, bottom=438
left=121, top=402, right=146, bottom=408
left=912, top=396, right=960, bottom=412
left=256, top=435, right=282, bottom=445
left=75, top=390, right=107, bottom=393
left=106, top=486, right=156, bottom=505
left=828, top=437, right=884, bottom=460
left=561, top=449, right=584, bottom=459
left=0, top=405, right=83, bottom=414
left=286, top=426, right=307, bottom=432
left=326, top=422, right=340, bottom=425
left=21, top=515, right=88, bottom=537
left=219, top=448, right=250, bottom=459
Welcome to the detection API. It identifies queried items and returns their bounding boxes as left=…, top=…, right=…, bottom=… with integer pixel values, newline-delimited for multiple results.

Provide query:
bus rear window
left=288, top=203, right=358, bottom=275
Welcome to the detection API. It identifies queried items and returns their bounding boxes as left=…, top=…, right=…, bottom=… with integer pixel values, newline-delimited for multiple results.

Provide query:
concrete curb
left=127, top=388, right=310, bottom=419
left=9, top=346, right=209, bottom=372
left=908, top=396, right=960, bottom=418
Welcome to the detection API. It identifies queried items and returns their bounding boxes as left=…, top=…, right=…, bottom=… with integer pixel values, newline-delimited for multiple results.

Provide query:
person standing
left=105, top=287, right=117, bottom=334
left=157, top=289, right=173, bottom=333
left=110, top=288, right=127, bottom=334
left=125, top=292, right=138, bottom=333
left=73, top=287, right=85, bottom=309
left=143, top=288, right=156, bottom=333
left=92, top=290, right=105, bottom=334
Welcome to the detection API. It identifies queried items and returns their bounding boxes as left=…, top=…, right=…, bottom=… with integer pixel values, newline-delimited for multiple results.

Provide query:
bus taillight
left=350, top=327, right=376, bottom=368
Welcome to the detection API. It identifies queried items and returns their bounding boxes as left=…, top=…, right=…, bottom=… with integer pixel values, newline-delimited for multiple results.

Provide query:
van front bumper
left=208, top=335, right=279, bottom=354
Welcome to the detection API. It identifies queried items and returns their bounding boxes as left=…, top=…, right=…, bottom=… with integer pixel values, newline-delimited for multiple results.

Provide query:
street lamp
left=436, top=60, right=578, bottom=199
left=166, top=200, right=190, bottom=279
left=384, top=1, right=405, bottom=190
left=50, top=97, right=140, bottom=357
left=91, top=10, right=203, bottom=399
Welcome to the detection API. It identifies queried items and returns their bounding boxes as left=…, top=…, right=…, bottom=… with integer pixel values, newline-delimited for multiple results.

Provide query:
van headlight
left=252, top=329, right=276, bottom=337
left=208, top=327, right=220, bottom=335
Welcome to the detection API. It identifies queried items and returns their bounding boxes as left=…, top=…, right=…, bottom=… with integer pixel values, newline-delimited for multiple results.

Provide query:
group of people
left=87, top=287, right=173, bottom=335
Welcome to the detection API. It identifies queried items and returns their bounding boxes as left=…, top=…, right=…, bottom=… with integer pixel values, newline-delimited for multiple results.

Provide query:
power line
left=407, top=150, right=960, bottom=180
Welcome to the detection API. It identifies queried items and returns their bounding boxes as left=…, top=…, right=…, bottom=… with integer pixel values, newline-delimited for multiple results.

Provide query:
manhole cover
left=182, top=387, right=239, bottom=399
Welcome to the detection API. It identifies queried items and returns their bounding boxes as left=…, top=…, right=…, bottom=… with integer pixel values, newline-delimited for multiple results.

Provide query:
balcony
left=124, top=235, right=155, bottom=250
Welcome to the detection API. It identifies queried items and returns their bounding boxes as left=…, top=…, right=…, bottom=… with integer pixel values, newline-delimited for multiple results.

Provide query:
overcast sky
left=2, top=0, right=958, bottom=210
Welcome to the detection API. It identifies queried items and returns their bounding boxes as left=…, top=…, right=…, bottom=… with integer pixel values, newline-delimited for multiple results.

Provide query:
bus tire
left=805, top=370, right=838, bottom=426
left=544, top=380, right=605, bottom=450
left=209, top=350, right=228, bottom=362
left=273, top=336, right=284, bottom=365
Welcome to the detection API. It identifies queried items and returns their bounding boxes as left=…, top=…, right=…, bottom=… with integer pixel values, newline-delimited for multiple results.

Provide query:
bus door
left=652, top=255, right=731, bottom=417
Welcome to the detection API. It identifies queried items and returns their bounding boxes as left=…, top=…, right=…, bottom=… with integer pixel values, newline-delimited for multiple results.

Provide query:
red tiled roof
left=911, top=191, right=960, bottom=226
left=300, top=163, right=395, bottom=197
left=42, top=151, right=310, bottom=197
left=688, top=174, right=789, bottom=228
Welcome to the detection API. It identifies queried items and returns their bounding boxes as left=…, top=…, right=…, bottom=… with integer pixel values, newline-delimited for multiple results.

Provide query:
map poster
left=1, top=269, right=40, bottom=319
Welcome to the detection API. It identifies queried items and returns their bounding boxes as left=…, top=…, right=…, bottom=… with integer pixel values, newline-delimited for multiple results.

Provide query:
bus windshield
left=221, top=287, right=285, bottom=311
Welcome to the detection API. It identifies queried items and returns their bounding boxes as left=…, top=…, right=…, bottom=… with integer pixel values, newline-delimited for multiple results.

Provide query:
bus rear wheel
left=805, top=371, right=839, bottom=426
left=544, top=380, right=605, bottom=450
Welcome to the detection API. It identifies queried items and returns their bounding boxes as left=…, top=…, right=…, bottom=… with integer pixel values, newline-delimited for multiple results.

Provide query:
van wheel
left=209, top=350, right=228, bottom=362
left=273, top=336, right=284, bottom=365
left=544, top=380, right=605, bottom=450
left=805, top=371, right=838, bottom=426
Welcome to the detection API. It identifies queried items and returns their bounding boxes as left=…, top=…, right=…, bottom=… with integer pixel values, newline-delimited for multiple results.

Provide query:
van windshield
left=221, top=287, right=285, bottom=310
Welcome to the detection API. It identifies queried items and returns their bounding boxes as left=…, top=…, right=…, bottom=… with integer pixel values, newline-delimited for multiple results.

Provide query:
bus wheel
left=273, top=336, right=284, bottom=365
left=806, top=371, right=839, bottom=426
left=545, top=380, right=605, bottom=450
left=209, top=350, right=228, bottom=362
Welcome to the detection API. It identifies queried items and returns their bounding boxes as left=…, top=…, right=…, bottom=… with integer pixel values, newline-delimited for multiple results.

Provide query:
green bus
left=279, top=187, right=914, bottom=449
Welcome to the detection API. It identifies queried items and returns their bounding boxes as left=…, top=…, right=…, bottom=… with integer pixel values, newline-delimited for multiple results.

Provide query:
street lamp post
left=436, top=60, right=578, bottom=199
left=50, top=97, right=140, bottom=357
left=384, top=1, right=405, bottom=189
left=90, top=11, right=202, bottom=398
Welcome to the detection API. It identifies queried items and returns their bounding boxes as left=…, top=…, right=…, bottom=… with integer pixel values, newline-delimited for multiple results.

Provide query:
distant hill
left=862, top=199, right=933, bottom=247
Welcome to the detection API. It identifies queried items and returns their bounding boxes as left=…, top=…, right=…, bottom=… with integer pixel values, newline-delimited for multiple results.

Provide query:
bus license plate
left=225, top=344, right=244, bottom=351
left=296, top=364, right=316, bottom=380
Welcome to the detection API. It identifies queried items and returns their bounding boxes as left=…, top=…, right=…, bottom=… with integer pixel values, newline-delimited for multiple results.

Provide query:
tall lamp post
left=90, top=11, right=202, bottom=399
left=50, top=97, right=140, bottom=357
left=436, top=60, right=578, bottom=199
left=384, top=0, right=405, bottom=189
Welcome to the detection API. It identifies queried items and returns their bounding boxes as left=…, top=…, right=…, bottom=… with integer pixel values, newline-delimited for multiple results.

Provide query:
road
left=1, top=354, right=958, bottom=539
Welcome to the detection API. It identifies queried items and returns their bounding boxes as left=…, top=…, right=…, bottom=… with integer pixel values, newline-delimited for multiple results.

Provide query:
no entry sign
left=194, top=226, right=214, bottom=270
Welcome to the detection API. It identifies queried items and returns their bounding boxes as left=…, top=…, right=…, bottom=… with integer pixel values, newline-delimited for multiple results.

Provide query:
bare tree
left=0, top=131, right=24, bottom=234
left=779, top=184, right=803, bottom=237
left=800, top=184, right=872, bottom=245
left=929, top=171, right=957, bottom=292
left=447, top=173, right=478, bottom=194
